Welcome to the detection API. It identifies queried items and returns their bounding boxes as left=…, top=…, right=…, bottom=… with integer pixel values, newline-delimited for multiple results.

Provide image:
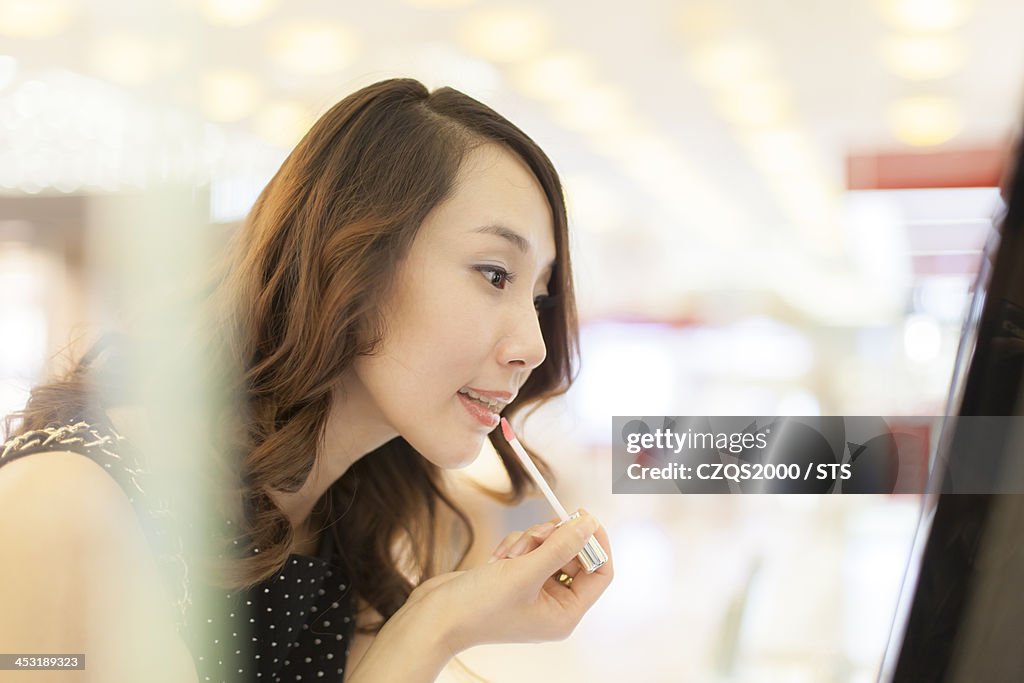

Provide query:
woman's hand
left=401, top=509, right=613, bottom=657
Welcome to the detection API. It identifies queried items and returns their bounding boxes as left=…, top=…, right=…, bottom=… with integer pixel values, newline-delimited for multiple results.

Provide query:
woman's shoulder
left=0, top=414, right=193, bottom=629
left=0, top=445, right=133, bottom=516
left=0, top=445, right=200, bottom=682
left=0, top=411, right=146, bottom=517
left=2, top=415, right=147, bottom=503
left=0, top=448, right=170, bottom=588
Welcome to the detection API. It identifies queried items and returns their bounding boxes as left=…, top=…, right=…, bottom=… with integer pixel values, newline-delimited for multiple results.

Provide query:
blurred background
left=2, top=0, right=1023, bottom=681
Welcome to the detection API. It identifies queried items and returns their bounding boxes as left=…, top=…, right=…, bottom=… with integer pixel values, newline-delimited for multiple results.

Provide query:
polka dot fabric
left=188, top=531, right=356, bottom=682
left=1, top=417, right=356, bottom=682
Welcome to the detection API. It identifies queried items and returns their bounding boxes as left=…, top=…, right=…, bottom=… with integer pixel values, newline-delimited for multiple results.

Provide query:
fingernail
left=571, top=512, right=599, bottom=535
left=487, top=555, right=498, bottom=564
left=536, top=521, right=555, bottom=534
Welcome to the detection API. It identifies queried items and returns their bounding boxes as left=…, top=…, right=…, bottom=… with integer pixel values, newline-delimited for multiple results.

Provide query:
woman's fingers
left=504, top=521, right=556, bottom=557
left=486, top=512, right=613, bottom=605
left=558, top=556, right=583, bottom=576
left=489, top=531, right=524, bottom=562
left=522, top=510, right=604, bottom=581
left=548, top=522, right=613, bottom=607
left=488, top=518, right=560, bottom=563
left=498, top=527, right=581, bottom=580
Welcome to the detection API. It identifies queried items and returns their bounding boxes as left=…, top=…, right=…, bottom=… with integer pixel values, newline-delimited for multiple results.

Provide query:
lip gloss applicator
left=499, top=417, right=608, bottom=573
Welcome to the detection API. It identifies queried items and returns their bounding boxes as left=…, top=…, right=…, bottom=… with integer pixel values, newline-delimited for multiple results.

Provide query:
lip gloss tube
left=499, top=417, right=609, bottom=574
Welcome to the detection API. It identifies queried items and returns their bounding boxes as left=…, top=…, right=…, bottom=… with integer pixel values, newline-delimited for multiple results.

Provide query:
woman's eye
left=478, top=266, right=556, bottom=314
left=479, top=266, right=512, bottom=290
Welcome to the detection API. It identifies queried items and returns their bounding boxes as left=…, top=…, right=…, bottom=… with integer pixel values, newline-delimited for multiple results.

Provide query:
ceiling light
left=253, top=100, right=313, bottom=148
left=689, top=37, right=771, bottom=87
left=879, top=35, right=966, bottom=80
left=200, top=68, right=263, bottom=122
left=198, top=0, right=277, bottom=26
left=269, top=22, right=359, bottom=76
left=0, top=0, right=73, bottom=38
left=888, top=96, right=962, bottom=146
left=597, top=129, right=677, bottom=173
left=675, top=4, right=735, bottom=38
left=157, top=41, right=189, bottom=73
left=458, top=8, right=549, bottom=63
left=89, top=35, right=157, bottom=87
left=715, top=80, right=791, bottom=128
left=553, top=83, right=633, bottom=134
left=511, top=51, right=594, bottom=102
left=403, top=0, right=476, bottom=7
left=0, top=69, right=294, bottom=193
left=876, top=0, right=973, bottom=32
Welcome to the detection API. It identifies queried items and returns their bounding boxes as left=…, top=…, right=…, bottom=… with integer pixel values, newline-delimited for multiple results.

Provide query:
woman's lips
left=458, top=391, right=500, bottom=428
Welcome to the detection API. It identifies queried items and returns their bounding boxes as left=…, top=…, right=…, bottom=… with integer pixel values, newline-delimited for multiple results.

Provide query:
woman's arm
left=343, top=597, right=381, bottom=675
left=0, top=451, right=199, bottom=683
left=342, top=599, right=452, bottom=683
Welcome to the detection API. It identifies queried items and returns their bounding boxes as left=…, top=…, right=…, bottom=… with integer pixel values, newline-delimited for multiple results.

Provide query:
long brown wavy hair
left=3, top=78, right=580, bottom=636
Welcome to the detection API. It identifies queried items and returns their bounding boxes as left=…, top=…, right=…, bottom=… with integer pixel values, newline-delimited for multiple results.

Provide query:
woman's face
left=350, top=143, right=557, bottom=468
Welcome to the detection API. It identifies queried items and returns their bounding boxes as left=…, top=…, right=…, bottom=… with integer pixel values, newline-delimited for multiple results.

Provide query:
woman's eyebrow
left=472, top=223, right=556, bottom=272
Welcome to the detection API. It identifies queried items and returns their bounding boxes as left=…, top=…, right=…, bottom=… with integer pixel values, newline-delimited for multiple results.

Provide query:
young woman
left=0, top=78, right=613, bottom=683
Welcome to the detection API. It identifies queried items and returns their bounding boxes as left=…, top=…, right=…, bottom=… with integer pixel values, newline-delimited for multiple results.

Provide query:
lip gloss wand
left=499, top=417, right=608, bottom=573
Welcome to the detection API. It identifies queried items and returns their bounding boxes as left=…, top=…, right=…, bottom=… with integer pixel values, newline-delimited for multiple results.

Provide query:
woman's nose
left=500, top=304, right=547, bottom=371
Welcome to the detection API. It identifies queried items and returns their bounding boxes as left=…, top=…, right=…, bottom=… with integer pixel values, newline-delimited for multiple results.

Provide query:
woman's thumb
left=525, top=513, right=599, bottom=577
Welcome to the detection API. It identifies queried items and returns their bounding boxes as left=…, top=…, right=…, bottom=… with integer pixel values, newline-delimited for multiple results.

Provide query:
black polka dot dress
left=0, top=417, right=357, bottom=683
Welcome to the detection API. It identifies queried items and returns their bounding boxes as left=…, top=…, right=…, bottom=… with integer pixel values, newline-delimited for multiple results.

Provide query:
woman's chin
left=424, top=439, right=484, bottom=470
